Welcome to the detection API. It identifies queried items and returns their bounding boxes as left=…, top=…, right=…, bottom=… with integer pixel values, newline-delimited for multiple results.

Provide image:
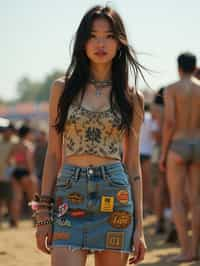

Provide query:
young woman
left=8, top=125, right=38, bottom=226
left=35, top=5, right=146, bottom=266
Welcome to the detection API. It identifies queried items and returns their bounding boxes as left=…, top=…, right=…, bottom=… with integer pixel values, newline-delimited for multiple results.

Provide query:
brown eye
left=89, top=34, right=96, bottom=39
left=107, top=34, right=115, bottom=39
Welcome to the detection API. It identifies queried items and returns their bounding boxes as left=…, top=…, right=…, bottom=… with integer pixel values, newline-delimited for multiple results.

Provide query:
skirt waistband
left=59, top=161, right=126, bottom=178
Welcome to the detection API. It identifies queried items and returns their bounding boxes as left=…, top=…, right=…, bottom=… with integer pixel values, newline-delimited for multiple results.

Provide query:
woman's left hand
left=129, top=227, right=147, bottom=265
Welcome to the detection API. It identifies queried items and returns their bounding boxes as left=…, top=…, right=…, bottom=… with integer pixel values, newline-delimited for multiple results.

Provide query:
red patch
left=70, top=210, right=86, bottom=217
left=116, top=190, right=129, bottom=204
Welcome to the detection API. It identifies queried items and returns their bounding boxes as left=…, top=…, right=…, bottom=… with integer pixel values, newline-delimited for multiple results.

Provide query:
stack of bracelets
left=30, top=194, right=54, bottom=226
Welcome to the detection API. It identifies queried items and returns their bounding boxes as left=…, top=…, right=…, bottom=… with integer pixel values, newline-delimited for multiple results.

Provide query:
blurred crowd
left=0, top=121, right=47, bottom=227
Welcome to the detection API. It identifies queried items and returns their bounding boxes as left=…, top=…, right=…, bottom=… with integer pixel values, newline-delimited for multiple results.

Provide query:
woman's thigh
left=51, top=247, right=88, bottom=266
left=95, top=250, right=129, bottom=266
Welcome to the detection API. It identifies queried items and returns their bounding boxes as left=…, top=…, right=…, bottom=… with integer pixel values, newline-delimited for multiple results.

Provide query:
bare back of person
left=172, top=77, right=200, bottom=139
left=168, top=77, right=200, bottom=164
left=165, top=76, right=200, bottom=262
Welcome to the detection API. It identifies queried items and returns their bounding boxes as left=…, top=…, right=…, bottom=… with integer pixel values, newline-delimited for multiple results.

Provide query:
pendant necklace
left=89, top=78, right=112, bottom=97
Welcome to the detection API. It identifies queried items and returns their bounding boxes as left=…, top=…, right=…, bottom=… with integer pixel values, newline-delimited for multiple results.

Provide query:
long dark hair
left=55, top=5, right=146, bottom=134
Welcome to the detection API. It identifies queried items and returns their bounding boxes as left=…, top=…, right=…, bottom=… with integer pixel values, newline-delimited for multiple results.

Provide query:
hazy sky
left=1, top=0, right=199, bottom=100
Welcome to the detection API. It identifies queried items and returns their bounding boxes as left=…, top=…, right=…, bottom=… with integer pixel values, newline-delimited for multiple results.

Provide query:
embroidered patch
left=108, top=211, right=131, bottom=229
left=56, top=197, right=63, bottom=207
left=100, top=196, right=114, bottom=212
left=67, top=192, right=84, bottom=204
left=70, top=210, right=86, bottom=217
left=57, top=202, right=68, bottom=217
left=53, top=232, right=70, bottom=241
left=106, top=232, right=124, bottom=249
left=116, top=190, right=129, bottom=204
left=55, top=217, right=71, bottom=227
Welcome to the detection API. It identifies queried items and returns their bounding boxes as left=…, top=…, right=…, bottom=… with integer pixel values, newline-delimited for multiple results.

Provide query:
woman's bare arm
left=123, top=90, right=144, bottom=229
left=40, top=79, right=64, bottom=196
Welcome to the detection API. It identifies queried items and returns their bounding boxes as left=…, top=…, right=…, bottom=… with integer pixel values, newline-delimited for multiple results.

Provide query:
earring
left=117, top=49, right=122, bottom=59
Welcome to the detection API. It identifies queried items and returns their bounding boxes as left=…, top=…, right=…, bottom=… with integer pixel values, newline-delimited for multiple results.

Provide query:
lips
left=94, top=51, right=107, bottom=56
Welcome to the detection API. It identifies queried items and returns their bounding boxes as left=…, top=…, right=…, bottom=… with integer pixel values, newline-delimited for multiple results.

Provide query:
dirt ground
left=0, top=215, right=199, bottom=266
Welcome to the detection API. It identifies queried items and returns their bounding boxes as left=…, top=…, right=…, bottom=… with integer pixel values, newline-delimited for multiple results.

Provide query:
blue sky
left=0, top=0, right=199, bottom=100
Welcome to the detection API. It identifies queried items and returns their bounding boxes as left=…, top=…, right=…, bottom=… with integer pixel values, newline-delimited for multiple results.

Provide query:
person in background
left=160, top=52, right=200, bottom=262
left=8, top=125, right=38, bottom=227
left=140, top=103, right=155, bottom=214
left=0, top=123, right=16, bottom=227
left=151, top=88, right=177, bottom=242
left=151, top=88, right=167, bottom=233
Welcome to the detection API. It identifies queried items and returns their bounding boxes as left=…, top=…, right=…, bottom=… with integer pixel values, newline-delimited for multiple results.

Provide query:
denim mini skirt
left=51, top=162, right=135, bottom=253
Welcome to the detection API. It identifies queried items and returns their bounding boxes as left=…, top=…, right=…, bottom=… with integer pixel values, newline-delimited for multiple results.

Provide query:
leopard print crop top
left=63, top=104, right=125, bottom=160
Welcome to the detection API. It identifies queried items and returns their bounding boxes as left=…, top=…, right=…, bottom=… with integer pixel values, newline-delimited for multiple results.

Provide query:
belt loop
left=100, top=165, right=106, bottom=180
left=122, top=162, right=128, bottom=173
left=73, top=167, right=80, bottom=181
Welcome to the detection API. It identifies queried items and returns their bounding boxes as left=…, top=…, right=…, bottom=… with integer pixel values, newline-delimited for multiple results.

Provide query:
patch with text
left=67, top=192, right=84, bottom=204
left=108, top=211, right=131, bottom=229
left=106, top=232, right=124, bottom=249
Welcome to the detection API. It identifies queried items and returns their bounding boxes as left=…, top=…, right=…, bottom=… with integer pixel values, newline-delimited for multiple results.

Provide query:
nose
left=96, top=37, right=105, bottom=47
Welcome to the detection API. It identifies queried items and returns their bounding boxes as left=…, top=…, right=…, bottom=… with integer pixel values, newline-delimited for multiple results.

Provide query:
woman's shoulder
left=50, top=76, right=66, bottom=97
left=53, top=76, right=65, bottom=87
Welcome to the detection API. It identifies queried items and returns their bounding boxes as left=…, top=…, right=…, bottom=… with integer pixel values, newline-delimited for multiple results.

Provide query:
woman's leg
left=51, top=247, right=88, bottom=266
left=188, top=162, right=200, bottom=259
left=141, top=159, right=154, bottom=212
left=153, top=170, right=166, bottom=233
left=20, top=175, right=38, bottom=201
left=166, top=151, right=191, bottom=261
left=10, top=178, right=23, bottom=226
left=95, top=250, right=129, bottom=266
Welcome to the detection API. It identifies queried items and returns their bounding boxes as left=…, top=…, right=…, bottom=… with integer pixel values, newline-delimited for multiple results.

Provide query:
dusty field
left=0, top=215, right=199, bottom=266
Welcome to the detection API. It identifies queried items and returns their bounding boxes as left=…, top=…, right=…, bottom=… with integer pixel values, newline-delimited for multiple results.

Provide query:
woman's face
left=85, top=18, right=119, bottom=65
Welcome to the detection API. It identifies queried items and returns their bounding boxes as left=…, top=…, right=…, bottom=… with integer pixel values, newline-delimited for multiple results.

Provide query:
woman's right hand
left=35, top=215, right=53, bottom=254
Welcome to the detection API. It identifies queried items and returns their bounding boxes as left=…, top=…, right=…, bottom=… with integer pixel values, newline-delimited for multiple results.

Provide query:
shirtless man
left=160, top=52, right=200, bottom=262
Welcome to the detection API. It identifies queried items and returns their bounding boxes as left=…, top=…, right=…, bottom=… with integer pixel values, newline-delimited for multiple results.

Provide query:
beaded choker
left=89, top=78, right=112, bottom=96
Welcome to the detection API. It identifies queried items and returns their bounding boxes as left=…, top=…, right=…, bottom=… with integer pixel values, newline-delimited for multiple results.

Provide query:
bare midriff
left=63, top=154, right=120, bottom=167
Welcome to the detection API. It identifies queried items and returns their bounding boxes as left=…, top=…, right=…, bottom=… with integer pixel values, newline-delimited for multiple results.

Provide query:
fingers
left=46, top=232, right=53, bottom=251
left=35, top=231, right=50, bottom=255
left=129, top=241, right=146, bottom=265
left=129, top=242, right=139, bottom=265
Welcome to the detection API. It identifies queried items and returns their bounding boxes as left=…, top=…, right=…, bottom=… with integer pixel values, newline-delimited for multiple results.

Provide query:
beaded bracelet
left=36, top=209, right=51, bottom=214
left=35, top=219, right=53, bottom=226
left=37, top=202, right=53, bottom=208
left=40, top=195, right=54, bottom=203
left=33, top=209, right=52, bottom=219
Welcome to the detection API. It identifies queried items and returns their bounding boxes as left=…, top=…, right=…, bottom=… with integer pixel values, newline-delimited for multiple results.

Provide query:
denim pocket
left=55, top=173, right=88, bottom=212
left=105, top=171, right=129, bottom=188
left=55, top=175, right=73, bottom=189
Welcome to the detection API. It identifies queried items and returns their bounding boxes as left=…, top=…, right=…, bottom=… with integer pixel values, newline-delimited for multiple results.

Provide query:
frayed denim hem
left=50, top=244, right=132, bottom=254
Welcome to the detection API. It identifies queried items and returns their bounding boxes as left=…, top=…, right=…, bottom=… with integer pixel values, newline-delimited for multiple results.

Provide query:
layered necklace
left=89, top=78, right=112, bottom=97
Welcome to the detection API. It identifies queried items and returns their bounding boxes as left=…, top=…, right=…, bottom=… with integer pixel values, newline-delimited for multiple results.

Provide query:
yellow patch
left=106, top=232, right=124, bottom=249
left=100, top=196, right=114, bottom=212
